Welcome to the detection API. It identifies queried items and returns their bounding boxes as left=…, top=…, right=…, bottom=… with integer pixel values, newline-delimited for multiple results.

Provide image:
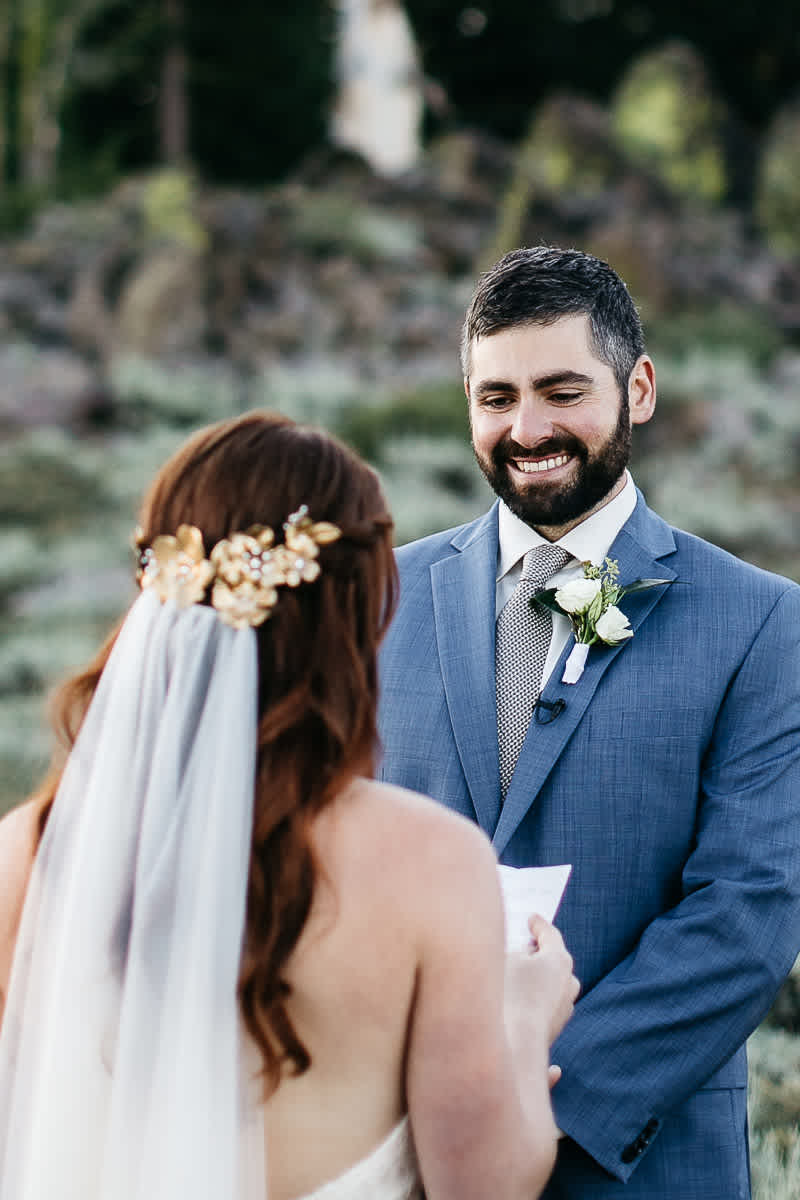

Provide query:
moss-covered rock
left=288, top=189, right=423, bottom=266
left=115, top=249, right=207, bottom=356
left=141, top=169, right=208, bottom=253
left=0, top=343, right=96, bottom=430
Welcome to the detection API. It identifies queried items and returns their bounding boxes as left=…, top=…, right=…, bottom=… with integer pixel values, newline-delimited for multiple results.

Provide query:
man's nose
left=510, top=398, right=553, bottom=448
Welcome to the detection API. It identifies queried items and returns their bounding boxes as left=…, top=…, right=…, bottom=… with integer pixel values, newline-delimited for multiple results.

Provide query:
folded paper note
left=498, top=863, right=572, bottom=952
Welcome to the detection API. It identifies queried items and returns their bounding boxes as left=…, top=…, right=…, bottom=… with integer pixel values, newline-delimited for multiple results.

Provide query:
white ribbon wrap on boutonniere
left=531, top=558, right=671, bottom=684
left=562, top=641, right=591, bottom=684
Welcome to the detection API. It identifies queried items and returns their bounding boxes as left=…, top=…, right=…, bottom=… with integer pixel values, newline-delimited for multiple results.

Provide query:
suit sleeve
left=549, top=583, right=800, bottom=1181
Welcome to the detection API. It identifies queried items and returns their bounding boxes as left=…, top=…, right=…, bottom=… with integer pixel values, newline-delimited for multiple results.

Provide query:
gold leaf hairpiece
left=137, top=524, right=214, bottom=608
left=135, top=509, right=342, bottom=628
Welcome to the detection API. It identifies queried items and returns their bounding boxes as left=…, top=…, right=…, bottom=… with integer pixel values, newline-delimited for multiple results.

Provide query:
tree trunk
left=160, top=0, right=188, bottom=164
left=3, top=0, right=23, bottom=186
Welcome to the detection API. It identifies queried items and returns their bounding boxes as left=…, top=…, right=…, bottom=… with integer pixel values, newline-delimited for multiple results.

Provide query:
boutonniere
left=532, top=557, right=671, bottom=684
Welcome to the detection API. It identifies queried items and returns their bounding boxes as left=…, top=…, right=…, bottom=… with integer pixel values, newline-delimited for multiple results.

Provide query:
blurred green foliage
left=7, top=0, right=335, bottom=208
left=288, top=195, right=423, bottom=266
left=2, top=1, right=799, bottom=220
left=648, top=305, right=786, bottom=367
left=405, top=0, right=800, bottom=148
left=757, top=102, right=800, bottom=255
left=611, top=42, right=727, bottom=204
left=0, top=435, right=108, bottom=530
left=338, top=381, right=468, bottom=461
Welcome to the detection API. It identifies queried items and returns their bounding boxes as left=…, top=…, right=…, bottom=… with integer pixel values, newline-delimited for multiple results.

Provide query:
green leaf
left=529, top=587, right=565, bottom=615
left=620, top=577, right=673, bottom=595
left=585, top=592, right=605, bottom=625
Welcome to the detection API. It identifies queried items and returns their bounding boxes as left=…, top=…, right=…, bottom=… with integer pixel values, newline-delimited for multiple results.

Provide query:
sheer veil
left=0, top=589, right=267, bottom=1199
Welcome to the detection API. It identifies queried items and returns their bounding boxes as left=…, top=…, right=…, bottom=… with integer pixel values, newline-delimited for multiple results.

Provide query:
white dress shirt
left=496, top=471, right=637, bottom=688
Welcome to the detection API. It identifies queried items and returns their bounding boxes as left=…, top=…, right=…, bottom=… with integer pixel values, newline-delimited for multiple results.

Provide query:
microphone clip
left=534, top=697, right=566, bottom=725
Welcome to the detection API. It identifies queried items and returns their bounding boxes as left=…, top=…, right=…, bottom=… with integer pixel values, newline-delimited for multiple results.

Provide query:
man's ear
left=464, top=376, right=471, bottom=401
left=629, top=356, right=656, bottom=426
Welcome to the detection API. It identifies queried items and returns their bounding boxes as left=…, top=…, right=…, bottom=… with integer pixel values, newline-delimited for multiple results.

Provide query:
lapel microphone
left=534, top=698, right=566, bottom=724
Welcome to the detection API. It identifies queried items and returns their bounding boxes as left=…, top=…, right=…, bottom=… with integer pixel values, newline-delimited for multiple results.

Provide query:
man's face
left=466, top=315, right=653, bottom=535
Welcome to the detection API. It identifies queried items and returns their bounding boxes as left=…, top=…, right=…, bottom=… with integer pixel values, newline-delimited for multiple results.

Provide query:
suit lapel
left=431, top=507, right=502, bottom=835
left=492, top=497, right=679, bottom=857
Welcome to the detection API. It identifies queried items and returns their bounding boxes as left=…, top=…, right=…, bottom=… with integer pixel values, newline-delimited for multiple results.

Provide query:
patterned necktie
left=496, top=544, right=572, bottom=797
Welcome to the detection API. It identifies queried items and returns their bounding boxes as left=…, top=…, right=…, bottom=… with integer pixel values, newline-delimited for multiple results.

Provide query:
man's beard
left=473, top=397, right=631, bottom=529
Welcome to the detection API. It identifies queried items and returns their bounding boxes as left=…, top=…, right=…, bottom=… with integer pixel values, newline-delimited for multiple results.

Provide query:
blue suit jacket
left=378, top=495, right=800, bottom=1198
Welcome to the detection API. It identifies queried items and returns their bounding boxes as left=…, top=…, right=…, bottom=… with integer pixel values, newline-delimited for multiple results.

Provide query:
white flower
left=595, top=605, right=633, bottom=644
left=554, top=577, right=602, bottom=614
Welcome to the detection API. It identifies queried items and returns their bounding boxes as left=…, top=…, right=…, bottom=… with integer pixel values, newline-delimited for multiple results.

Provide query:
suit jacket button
left=621, top=1119, right=659, bottom=1164
left=621, top=1139, right=642, bottom=1164
left=640, top=1118, right=659, bottom=1146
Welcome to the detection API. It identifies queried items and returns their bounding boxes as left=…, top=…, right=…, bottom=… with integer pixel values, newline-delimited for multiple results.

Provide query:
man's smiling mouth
left=511, top=453, right=571, bottom=474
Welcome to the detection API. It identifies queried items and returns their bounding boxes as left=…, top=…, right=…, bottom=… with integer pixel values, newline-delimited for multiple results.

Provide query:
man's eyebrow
left=471, top=378, right=519, bottom=399
left=471, top=369, right=595, bottom=399
left=532, top=370, right=594, bottom=389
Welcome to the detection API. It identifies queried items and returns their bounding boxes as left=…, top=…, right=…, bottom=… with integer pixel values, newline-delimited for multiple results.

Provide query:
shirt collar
left=496, top=470, right=637, bottom=582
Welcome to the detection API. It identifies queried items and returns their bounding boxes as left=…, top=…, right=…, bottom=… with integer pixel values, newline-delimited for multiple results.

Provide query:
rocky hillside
left=3, top=113, right=800, bottom=803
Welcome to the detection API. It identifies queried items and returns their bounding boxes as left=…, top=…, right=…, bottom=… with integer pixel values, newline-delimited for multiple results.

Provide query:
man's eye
left=549, top=392, right=582, bottom=405
left=481, top=395, right=514, bottom=408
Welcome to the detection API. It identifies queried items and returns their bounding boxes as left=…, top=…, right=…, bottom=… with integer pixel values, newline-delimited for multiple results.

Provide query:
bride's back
left=265, top=773, right=505, bottom=1200
left=264, top=777, right=421, bottom=1198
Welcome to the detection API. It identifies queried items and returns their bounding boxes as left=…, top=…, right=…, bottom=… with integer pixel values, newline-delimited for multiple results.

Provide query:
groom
left=378, top=246, right=800, bottom=1198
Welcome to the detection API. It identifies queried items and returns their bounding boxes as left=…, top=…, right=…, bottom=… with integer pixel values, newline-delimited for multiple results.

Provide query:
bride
left=0, top=411, right=577, bottom=1200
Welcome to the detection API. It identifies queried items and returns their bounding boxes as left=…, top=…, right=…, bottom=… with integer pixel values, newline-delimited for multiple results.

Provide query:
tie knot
left=521, top=544, right=571, bottom=588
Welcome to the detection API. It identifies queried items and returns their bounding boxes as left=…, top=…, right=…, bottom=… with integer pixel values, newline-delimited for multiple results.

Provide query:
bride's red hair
left=34, top=411, right=397, bottom=1090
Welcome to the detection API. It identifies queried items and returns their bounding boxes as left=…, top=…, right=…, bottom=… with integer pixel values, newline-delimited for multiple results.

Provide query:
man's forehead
left=467, top=314, right=600, bottom=378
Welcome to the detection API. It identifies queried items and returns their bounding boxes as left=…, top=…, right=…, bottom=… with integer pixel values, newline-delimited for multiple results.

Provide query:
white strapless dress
left=297, top=1117, right=422, bottom=1200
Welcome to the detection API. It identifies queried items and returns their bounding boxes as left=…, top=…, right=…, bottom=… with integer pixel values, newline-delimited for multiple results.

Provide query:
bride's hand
left=505, top=914, right=579, bottom=1046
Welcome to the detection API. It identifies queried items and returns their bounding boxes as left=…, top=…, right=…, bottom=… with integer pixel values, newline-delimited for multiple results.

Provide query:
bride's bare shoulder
left=0, top=800, right=40, bottom=888
left=336, top=778, right=498, bottom=891
left=326, top=780, right=505, bottom=965
left=0, top=800, right=41, bottom=1003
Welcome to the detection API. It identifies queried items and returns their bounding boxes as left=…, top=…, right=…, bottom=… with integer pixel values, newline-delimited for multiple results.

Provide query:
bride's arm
left=0, top=801, right=39, bottom=1030
left=404, top=812, right=575, bottom=1200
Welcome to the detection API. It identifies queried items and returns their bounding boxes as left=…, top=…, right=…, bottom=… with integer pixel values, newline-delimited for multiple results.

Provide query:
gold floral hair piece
left=135, top=506, right=341, bottom=629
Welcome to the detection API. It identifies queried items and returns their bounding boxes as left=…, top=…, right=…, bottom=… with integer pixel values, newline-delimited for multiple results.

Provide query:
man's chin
left=498, top=473, right=580, bottom=525
left=508, top=475, right=569, bottom=501
left=503, top=494, right=584, bottom=528
left=508, top=471, right=620, bottom=527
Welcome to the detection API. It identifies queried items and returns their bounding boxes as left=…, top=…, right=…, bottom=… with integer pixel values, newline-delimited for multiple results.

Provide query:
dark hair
left=460, top=246, right=645, bottom=392
left=34, top=410, right=397, bottom=1091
